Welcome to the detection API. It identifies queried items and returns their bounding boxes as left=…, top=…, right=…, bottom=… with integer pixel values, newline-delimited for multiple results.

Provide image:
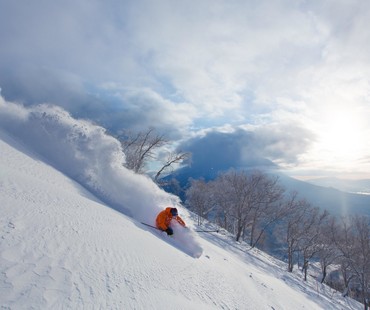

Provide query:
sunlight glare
left=316, top=109, right=365, bottom=168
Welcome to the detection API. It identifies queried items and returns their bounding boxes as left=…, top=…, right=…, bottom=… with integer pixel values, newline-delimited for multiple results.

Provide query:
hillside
left=0, top=101, right=362, bottom=309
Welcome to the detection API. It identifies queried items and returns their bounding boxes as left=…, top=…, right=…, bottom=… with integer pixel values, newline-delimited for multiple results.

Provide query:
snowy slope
left=0, top=98, right=362, bottom=309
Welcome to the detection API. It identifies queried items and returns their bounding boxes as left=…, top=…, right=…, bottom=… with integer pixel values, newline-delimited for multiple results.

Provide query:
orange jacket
left=156, top=207, right=186, bottom=231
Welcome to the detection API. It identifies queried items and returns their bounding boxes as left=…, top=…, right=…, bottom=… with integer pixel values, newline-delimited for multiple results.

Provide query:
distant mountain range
left=305, top=177, right=370, bottom=195
left=163, top=166, right=370, bottom=218
left=276, top=174, right=370, bottom=217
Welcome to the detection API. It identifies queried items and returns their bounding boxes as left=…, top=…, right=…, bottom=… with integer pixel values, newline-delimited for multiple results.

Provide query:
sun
left=314, top=109, right=366, bottom=170
left=320, top=112, right=361, bottom=156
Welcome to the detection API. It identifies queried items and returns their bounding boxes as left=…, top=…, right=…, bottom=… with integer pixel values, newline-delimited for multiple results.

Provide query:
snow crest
left=147, top=221, right=203, bottom=258
left=0, top=96, right=179, bottom=224
left=171, top=222, right=203, bottom=258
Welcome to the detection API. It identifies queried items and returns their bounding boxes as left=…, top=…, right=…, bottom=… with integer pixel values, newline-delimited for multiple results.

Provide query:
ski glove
left=165, top=227, right=173, bottom=236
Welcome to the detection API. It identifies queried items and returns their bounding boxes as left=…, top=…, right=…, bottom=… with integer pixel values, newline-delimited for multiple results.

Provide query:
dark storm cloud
left=178, top=124, right=314, bottom=171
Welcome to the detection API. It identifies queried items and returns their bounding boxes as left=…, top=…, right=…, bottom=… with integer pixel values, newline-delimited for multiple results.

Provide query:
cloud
left=0, top=0, right=199, bottom=137
left=89, top=86, right=197, bottom=139
left=2, top=0, right=370, bottom=178
left=0, top=0, right=332, bottom=121
left=1, top=1, right=368, bottom=111
left=177, top=123, right=314, bottom=172
left=250, top=124, right=315, bottom=167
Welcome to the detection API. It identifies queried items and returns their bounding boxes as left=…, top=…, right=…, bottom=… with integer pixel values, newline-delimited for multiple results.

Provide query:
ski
left=141, top=222, right=161, bottom=230
left=195, top=229, right=220, bottom=233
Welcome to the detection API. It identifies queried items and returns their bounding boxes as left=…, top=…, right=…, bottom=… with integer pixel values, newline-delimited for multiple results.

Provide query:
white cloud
left=1, top=0, right=370, bottom=178
left=107, top=87, right=197, bottom=138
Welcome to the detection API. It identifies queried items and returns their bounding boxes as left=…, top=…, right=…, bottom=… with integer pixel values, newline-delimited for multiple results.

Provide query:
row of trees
left=185, top=169, right=370, bottom=307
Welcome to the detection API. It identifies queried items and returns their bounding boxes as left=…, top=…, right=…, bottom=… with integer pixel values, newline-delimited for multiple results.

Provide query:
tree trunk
left=288, top=247, right=294, bottom=272
left=236, top=226, right=242, bottom=242
left=303, top=260, right=308, bottom=281
left=235, top=219, right=243, bottom=242
left=249, top=216, right=256, bottom=246
left=320, top=266, right=327, bottom=284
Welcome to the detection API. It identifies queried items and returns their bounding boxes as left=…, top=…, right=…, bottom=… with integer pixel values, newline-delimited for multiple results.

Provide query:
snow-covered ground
left=0, top=97, right=362, bottom=309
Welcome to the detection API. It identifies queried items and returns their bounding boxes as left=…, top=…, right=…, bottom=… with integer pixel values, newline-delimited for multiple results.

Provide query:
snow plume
left=0, top=96, right=179, bottom=223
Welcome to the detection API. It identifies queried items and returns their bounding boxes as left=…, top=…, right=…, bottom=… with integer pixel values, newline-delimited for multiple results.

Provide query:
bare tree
left=154, top=151, right=190, bottom=184
left=247, top=172, right=285, bottom=248
left=118, top=128, right=166, bottom=173
left=333, top=218, right=356, bottom=296
left=185, top=178, right=213, bottom=225
left=215, top=170, right=255, bottom=242
left=299, top=208, right=329, bottom=281
left=198, top=169, right=285, bottom=243
left=117, top=128, right=190, bottom=179
left=350, top=216, right=370, bottom=309
left=282, top=196, right=313, bottom=272
left=317, top=216, right=341, bottom=284
left=210, top=177, right=235, bottom=231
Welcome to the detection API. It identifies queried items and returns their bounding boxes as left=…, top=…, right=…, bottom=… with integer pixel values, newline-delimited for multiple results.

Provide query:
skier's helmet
left=170, top=208, right=178, bottom=216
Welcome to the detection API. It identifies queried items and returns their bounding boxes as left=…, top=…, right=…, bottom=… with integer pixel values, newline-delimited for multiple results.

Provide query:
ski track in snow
left=0, top=130, right=363, bottom=309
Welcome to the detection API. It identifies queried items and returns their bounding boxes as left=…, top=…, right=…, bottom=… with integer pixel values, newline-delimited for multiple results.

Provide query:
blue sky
left=1, top=0, right=370, bottom=179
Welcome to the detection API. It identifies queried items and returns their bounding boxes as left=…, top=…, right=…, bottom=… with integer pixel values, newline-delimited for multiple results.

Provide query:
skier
left=156, top=207, right=186, bottom=235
